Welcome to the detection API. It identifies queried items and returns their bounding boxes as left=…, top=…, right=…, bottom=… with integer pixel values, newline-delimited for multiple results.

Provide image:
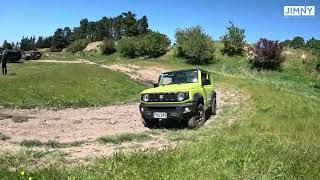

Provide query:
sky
left=1, top=0, right=320, bottom=44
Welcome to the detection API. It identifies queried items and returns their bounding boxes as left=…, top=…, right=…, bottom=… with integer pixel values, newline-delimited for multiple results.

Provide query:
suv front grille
left=149, top=93, right=177, bottom=102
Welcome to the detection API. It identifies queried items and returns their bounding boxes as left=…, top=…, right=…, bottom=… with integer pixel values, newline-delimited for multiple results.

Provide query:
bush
left=306, top=38, right=320, bottom=50
left=67, top=39, right=90, bottom=53
left=117, top=32, right=170, bottom=58
left=100, top=39, right=116, bottom=55
left=140, top=32, right=171, bottom=57
left=221, top=22, right=246, bottom=56
left=49, top=46, right=62, bottom=52
left=290, top=36, right=305, bottom=49
left=117, top=37, right=139, bottom=58
left=250, top=38, right=284, bottom=70
left=311, top=50, right=320, bottom=72
left=175, top=26, right=215, bottom=65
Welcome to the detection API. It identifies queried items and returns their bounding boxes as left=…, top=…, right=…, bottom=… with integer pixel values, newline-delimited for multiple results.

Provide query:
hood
left=141, top=83, right=199, bottom=94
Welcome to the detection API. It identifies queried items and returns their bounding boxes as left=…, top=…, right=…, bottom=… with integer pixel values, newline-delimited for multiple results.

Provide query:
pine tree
left=137, top=16, right=148, bottom=34
left=3, top=40, right=13, bottom=49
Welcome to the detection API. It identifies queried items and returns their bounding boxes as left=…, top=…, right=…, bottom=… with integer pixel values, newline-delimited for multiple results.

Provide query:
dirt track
left=0, top=62, right=245, bottom=159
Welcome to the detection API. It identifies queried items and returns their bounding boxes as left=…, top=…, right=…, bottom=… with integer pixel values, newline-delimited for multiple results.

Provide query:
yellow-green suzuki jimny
left=139, top=69, right=216, bottom=128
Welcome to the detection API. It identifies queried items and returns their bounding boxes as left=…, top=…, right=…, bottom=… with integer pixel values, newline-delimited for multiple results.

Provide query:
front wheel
left=188, top=103, right=206, bottom=129
left=141, top=117, right=157, bottom=129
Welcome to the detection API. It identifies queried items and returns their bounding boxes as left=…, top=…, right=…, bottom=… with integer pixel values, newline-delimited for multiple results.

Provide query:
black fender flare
left=209, top=90, right=216, bottom=107
left=193, top=93, right=204, bottom=105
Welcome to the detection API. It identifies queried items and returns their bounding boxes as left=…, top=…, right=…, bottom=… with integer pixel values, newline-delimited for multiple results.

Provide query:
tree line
left=1, top=11, right=149, bottom=51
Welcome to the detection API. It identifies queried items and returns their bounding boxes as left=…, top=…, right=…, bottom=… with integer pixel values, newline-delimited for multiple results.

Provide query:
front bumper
left=139, top=102, right=197, bottom=122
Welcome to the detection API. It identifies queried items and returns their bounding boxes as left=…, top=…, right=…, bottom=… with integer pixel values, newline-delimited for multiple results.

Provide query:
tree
left=42, top=36, right=53, bottom=48
left=52, top=28, right=67, bottom=50
left=14, top=42, right=19, bottom=50
left=280, top=40, right=291, bottom=47
left=2, top=40, right=13, bottom=49
left=137, top=16, right=148, bottom=34
left=221, top=21, right=246, bottom=56
left=63, top=27, right=73, bottom=45
left=175, top=26, right=215, bottom=64
left=306, top=37, right=320, bottom=50
left=122, top=11, right=138, bottom=36
left=112, top=15, right=123, bottom=40
left=250, top=38, right=284, bottom=70
left=290, top=36, right=305, bottom=49
left=20, top=37, right=35, bottom=51
left=36, top=36, right=43, bottom=48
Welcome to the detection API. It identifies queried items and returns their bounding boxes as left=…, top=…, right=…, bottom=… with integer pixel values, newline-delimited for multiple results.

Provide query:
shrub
left=290, top=36, right=305, bottom=49
left=67, top=39, right=90, bottom=53
left=117, top=37, right=139, bottom=58
left=117, top=32, right=170, bottom=58
left=140, top=31, right=171, bottom=57
left=175, top=26, right=215, bottom=65
left=100, top=39, right=116, bottom=55
left=306, top=38, right=320, bottom=50
left=311, top=50, right=320, bottom=72
left=221, top=22, right=246, bottom=56
left=250, top=38, right=284, bottom=70
left=49, top=46, right=62, bottom=52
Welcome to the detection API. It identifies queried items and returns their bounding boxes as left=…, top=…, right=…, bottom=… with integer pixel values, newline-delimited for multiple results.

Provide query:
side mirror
left=154, top=83, right=159, bottom=88
left=202, top=79, right=210, bottom=86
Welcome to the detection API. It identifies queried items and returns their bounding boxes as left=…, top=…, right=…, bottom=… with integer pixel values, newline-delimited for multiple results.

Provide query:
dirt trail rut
left=0, top=62, right=245, bottom=159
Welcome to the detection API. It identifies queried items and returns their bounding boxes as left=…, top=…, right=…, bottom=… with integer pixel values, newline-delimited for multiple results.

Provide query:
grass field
left=0, top=46, right=319, bottom=178
left=0, top=62, right=146, bottom=108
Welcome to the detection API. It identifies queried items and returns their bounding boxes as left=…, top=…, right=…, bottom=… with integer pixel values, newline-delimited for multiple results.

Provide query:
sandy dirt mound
left=101, top=64, right=168, bottom=84
left=83, top=41, right=103, bottom=52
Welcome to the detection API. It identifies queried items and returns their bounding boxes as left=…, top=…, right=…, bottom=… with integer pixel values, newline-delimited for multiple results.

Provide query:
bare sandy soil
left=0, top=62, right=245, bottom=159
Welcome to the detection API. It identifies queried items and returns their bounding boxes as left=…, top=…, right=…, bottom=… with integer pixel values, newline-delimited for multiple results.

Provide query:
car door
left=202, top=72, right=213, bottom=108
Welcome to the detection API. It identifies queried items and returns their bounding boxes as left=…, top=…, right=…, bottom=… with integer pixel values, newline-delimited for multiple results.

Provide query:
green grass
left=19, top=139, right=83, bottom=148
left=98, top=133, right=152, bottom=144
left=0, top=62, right=146, bottom=108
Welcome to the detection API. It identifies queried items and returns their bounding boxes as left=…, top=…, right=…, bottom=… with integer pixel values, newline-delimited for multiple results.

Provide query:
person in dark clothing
left=1, top=58, right=7, bottom=75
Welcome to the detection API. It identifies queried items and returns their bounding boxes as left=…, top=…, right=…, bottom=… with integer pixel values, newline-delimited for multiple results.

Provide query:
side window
left=201, top=72, right=212, bottom=86
left=207, top=74, right=211, bottom=85
left=201, top=72, right=206, bottom=85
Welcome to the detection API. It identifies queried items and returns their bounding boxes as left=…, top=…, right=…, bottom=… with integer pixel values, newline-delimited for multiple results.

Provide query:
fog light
left=140, top=107, right=144, bottom=112
left=183, top=107, right=191, bottom=113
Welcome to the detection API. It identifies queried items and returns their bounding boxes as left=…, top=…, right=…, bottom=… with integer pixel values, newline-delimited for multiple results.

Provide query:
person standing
left=1, top=57, right=7, bottom=75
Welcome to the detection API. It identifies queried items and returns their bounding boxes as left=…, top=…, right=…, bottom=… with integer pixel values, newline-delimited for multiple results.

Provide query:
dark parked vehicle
left=23, top=51, right=42, bottom=60
left=0, top=50, right=21, bottom=62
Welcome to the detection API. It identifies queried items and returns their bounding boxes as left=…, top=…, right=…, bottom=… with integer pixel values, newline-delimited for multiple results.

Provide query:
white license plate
left=153, top=112, right=167, bottom=119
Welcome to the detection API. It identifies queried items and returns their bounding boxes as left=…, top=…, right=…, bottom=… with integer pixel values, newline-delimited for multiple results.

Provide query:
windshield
left=159, top=70, right=198, bottom=85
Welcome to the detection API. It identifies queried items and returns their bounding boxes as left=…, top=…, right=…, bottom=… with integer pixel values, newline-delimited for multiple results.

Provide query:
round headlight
left=142, top=94, right=149, bottom=102
left=177, top=92, right=185, bottom=101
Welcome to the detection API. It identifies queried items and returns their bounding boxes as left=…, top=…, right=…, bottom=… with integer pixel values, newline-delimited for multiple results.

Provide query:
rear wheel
left=188, top=103, right=206, bottom=129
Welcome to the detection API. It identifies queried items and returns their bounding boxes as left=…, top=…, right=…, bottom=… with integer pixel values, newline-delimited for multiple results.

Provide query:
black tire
left=188, top=103, right=206, bottom=129
left=211, top=95, right=217, bottom=116
left=25, top=56, right=31, bottom=61
left=141, top=117, right=157, bottom=129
